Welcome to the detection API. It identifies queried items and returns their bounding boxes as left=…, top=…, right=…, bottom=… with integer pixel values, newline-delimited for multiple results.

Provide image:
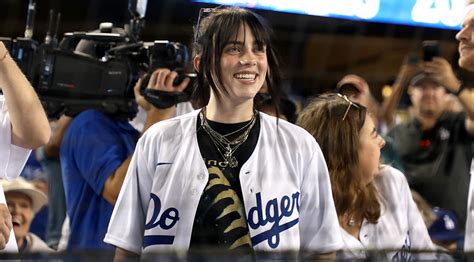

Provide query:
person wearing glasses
left=105, top=6, right=342, bottom=260
left=297, top=93, right=436, bottom=260
left=0, top=42, right=50, bottom=252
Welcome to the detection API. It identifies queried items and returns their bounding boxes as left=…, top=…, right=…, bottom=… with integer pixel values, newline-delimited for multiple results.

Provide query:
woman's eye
left=254, top=46, right=266, bottom=53
left=227, top=46, right=241, bottom=53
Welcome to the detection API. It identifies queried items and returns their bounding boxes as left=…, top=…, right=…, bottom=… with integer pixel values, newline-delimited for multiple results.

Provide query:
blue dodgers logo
left=392, top=232, right=412, bottom=262
left=143, top=193, right=180, bottom=247
left=247, top=192, right=300, bottom=248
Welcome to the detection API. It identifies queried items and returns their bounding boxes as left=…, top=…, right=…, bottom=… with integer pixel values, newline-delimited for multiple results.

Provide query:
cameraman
left=0, top=41, right=50, bottom=251
left=60, top=68, right=190, bottom=251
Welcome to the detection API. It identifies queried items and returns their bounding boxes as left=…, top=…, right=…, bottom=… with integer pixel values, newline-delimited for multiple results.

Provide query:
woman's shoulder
left=375, top=165, right=409, bottom=190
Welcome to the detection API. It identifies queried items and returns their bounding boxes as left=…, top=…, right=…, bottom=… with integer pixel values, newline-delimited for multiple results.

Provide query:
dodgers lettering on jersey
left=392, top=232, right=412, bottom=262
left=248, top=192, right=300, bottom=248
left=143, top=191, right=301, bottom=249
left=143, top=193, right=180, bottom=247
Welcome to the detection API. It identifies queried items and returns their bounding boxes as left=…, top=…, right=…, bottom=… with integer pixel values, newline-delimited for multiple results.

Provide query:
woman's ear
left=193, top=55, right=201, bottom=73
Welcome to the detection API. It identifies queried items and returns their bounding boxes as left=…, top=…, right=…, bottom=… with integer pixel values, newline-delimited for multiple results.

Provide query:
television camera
left=1, top=0, right=193, bottom=119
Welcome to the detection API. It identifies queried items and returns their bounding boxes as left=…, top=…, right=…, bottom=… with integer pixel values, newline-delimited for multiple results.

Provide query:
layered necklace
left=200, top=107, right=258, bottom=168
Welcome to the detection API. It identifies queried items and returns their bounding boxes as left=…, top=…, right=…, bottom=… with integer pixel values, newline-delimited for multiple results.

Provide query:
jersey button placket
left=359, top=221, right=369, bottom=246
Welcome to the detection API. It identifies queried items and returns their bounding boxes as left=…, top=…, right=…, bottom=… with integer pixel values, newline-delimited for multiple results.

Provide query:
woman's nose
left=379, top=135, right=386, bottom=149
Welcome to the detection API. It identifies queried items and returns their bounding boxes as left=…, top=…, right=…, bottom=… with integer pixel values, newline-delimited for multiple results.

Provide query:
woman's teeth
left=234, top=73, right=256, bottom=80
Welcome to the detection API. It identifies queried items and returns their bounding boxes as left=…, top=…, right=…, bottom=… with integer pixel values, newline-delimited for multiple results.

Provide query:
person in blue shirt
left=60, top=39, right=191, bottom=250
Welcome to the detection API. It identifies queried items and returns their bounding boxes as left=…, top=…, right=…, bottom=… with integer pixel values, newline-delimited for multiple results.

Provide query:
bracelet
left=451, top=82, right=467, bottom=96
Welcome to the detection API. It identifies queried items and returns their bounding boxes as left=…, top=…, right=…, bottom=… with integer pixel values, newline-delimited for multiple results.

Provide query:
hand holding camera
left=134, top=68, right=190, bottom=111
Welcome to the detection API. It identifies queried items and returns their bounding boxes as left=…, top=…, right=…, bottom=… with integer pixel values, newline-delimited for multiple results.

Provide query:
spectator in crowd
left=60, top=31, right=192, bottom=250
left=0, top=41, right=50, bottom=251
left=2, top=177, right=53, bottom=253
left=386, top=57, right=474, bottom=230
left=456, top=1, right=474, bottom=252
left=336, top=74, right=404, bottom=171
left=297, top=93, right=435, bottom=260
left=337, top=74, right=382, bottom=127
left=105, top=6, right=342, bottom=260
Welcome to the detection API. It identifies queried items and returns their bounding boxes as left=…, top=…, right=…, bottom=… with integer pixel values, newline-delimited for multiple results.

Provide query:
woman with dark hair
left=105, top=6, right=341, bottom=260
left=297, top=93, right=436, bottom=260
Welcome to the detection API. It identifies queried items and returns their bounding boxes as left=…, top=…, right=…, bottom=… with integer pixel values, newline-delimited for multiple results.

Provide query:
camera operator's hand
left=134, top=68, right=190, bottom=132
left=134, top=69, right=190, bottom=111
left=421, top=57, right=461, bottom=93
left=133, top=78, right=151, bottom=111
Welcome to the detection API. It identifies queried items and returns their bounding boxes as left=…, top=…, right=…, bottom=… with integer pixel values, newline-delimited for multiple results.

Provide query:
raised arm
left=0, top=42, right=50, bottom=149
left=382, top=61, right=417, bottom=128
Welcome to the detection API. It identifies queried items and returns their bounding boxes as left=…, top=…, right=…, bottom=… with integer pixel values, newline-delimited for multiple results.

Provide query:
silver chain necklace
left=200, top=107, right=258, bottom=168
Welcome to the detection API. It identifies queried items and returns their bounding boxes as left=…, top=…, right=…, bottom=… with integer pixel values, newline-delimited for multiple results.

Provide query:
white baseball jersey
left=338, top=166, right=436, bottom=260
left=0, top=95, right=31, bottom=252
left=105, top=110, right=343, bottom=255
left=465, top=160, right=474, bottom=251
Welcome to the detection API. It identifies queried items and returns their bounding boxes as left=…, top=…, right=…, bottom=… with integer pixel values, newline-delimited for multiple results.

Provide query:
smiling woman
left=104, top=6, right=343, bottom=260
left=2, top=177, right=53, bottom=254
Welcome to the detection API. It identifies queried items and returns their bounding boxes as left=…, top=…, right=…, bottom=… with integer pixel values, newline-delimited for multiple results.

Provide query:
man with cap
left=2, top=177, right=53, bottom=253
left=456, top=0, right=474, bottom=252
left=387, top=56, right=474, bottom=233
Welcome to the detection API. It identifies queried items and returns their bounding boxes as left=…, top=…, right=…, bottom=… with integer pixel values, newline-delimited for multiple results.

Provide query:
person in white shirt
left=297, top=93, right=436, bottom=260
left=0, top=42, right=50, bottom=252
left=105, top=6, right=342, bottom=260
left=456, top=1, right=474, bottom=252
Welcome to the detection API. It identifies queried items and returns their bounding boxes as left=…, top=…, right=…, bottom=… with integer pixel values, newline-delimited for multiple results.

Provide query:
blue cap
left=428, top=208, right=462, bottom=242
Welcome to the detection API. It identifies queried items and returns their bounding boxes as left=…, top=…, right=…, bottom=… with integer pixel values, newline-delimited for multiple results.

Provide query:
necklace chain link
left=200, top=107, right=257, bottom=168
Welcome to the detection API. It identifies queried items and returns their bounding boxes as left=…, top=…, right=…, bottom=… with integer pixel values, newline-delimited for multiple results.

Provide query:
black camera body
left=35, top=30, right=189, bottom=118
left=2, top=0, right=191, bottom=119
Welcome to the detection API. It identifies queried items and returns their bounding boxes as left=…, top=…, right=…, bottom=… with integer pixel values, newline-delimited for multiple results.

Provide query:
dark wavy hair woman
left=105, top=6, right=342, bottom=260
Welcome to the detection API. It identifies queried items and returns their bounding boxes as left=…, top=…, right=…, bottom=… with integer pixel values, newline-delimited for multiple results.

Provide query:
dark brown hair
left=297, top=93, right=381, bottom=224
left=192, top=6, right=282, bottom=115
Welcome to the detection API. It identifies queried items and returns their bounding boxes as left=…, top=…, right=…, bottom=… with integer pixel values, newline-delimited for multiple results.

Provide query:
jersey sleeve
left=104, top=135, right=154, bottom=254
left=0, top=102, right=31, bottom=180
left=298, top=140, right=343, bottom=252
